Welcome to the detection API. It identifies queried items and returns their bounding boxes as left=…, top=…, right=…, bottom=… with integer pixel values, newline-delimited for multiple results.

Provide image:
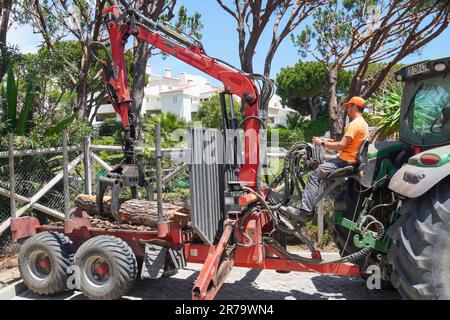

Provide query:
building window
left=173, top=96, right=178, bottom=103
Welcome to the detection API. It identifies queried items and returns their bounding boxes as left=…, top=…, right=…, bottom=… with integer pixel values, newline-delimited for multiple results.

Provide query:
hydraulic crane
left=90, top=4, right=361, bottom=300
left=92, top=5, right=269, bottom=220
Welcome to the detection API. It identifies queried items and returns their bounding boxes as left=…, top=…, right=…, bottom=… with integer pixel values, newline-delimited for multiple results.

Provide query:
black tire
left=18, top=231, right=74, bottom=295
left=387, top=177, right=450, bottom=300
left=74, top=235, right=138, bottom=300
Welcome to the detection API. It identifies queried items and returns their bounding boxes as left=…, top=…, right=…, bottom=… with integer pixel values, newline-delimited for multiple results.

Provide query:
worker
left=293, top=96, right=369, bottom=222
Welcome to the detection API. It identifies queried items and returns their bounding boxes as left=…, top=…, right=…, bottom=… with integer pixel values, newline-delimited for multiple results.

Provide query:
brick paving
left=13, top=253, right=400, bottom=300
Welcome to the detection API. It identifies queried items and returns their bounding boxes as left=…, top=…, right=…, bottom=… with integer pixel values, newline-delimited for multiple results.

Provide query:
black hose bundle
left=269, top=142, right=321, bottom=205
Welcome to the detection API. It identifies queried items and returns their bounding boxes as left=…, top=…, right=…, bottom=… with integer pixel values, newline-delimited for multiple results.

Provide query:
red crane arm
left=102, top=5, right=262, bottom=187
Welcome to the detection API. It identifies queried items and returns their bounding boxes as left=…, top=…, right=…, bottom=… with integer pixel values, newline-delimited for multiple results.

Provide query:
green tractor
left=333, top=57, right=450, bottom=299
left=280, top=56, right=450, bottom=299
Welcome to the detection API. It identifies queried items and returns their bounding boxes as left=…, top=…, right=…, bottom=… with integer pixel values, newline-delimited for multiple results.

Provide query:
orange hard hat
left=343, top=96, right=365, bottom=109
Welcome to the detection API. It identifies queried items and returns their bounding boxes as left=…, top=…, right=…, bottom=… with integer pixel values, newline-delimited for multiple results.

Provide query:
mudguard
left=389, top=145, right=450, bottom=198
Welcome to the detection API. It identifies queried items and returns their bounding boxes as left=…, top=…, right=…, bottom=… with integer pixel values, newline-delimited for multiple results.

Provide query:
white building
left=266, top=94, right=297, bottom=127
left=92, top=65, right=295, bottom=126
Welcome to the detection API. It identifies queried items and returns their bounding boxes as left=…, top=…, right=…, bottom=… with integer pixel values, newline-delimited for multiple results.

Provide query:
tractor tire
left=18, top=231, right=74, bottom=295
left=387, top=177, right=450, bottom=300
left=74, top=235, right=138, bottom=300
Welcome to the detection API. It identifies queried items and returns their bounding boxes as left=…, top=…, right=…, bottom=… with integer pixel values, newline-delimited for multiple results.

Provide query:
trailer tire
left=18, top=231, right=74, bottom=295
left=74, top=235, right=137, bottom=300
left=387, top=177, right=450, bottom=299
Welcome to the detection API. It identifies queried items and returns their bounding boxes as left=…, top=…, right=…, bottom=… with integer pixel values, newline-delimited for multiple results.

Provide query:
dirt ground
left=0, top=255, right=20, bottom=289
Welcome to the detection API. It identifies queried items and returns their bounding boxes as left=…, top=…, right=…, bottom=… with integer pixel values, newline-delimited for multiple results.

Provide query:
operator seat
left=325, top=140, right=369, bottom=180
left=313, top=140, right=369, bottom=208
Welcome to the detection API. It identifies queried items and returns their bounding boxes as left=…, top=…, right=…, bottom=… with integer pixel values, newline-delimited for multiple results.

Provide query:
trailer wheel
left=74, top=235, right=137, bottom=300
left=18, top=231, right=74, bottom=295
left=387, top=177, right=450, bottom=299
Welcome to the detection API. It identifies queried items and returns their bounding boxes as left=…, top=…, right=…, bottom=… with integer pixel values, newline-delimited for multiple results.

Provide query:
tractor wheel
left=387, top=177, right=450, bottom=300
left=18, top=231, right=74, bottom=295
left=74, top=235, right=138, bottom=300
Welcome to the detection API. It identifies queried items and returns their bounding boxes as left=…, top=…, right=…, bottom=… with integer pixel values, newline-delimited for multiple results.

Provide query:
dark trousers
left=300, top=157, right=352, bottom=213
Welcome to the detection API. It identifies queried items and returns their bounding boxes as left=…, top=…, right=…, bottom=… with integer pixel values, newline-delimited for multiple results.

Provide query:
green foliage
left=365, top=63, right=405, bottom=89
left=142, top=112, right=188, bottom=148
left=276, top=61, right=353, bottom=116
left=1, top=65, right=39, bottom=135
left=268, top=114, right=329, bottom=149
left=367, top=83, right=403, bottom=142
left=268, top=127, right=303, bottom=149
left=98, top=117, right=121, bottom=137
left=163, top=188, right=190, bottom=208
left=175, top=6, right=204, bottom=40
left=277, top=113, right=308, bottom=131
left=92, top=135, right=124, bottom=167
left=303, top=116, right=330, bottom=141
left=194, top=94, right=242, bottom=129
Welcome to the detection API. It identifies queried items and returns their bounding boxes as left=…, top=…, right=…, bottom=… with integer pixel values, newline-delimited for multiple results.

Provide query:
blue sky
left=8, top=0, right=450, bottom=86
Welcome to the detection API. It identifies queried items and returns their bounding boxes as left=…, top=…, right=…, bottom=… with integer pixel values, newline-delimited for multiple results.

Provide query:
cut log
left=73, top=194, right=189, bottom=227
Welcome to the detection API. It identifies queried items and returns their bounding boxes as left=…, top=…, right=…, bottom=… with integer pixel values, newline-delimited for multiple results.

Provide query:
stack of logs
left=73, top=194, right=189, bottom=228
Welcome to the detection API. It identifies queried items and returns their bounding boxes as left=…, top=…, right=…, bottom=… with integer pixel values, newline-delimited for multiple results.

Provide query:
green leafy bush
left=367, top=83, right=403, bottom=142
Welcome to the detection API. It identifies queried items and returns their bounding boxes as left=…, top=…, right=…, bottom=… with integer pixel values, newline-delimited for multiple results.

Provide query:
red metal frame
left=10, top=5, right=362, bottom=301
left=103, top=5, right=261, bottom=187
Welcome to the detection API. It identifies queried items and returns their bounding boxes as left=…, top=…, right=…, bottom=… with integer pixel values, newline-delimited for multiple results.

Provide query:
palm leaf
left=6, top=66, right=18, bottom=130
left=45, top=113, right=77, bottom=136
left=16, top=87, right=39, bottom=136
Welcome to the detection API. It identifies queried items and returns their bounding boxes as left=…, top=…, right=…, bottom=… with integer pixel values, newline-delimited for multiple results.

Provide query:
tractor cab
left=357, top=57, right=450, bottom=191
left=396, top=57, right=450, bottom=148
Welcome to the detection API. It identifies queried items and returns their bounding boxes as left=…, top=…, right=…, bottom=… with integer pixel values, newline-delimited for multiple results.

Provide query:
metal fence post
left=8, top=134, right=16, bottom=219
left=155, top=123, right=164, bottom=223
left=83, top=136, right=92, bottom=195
left=62, top=129, right=70, bottom=219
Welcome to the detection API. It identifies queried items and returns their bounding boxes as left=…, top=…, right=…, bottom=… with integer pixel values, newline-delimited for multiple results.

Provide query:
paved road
left=13, top=253, right=400, bottom=300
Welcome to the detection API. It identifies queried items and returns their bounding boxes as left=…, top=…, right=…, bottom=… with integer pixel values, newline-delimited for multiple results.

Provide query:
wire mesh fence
left=0, top=151, right=87, bottom=255
left=0, top=138, right=190, bottom=257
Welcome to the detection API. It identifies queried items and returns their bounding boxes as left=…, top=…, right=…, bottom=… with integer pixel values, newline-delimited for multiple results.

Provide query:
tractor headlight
left=395, top=73, right=403, bottom=81
left=433, top=62, right=447, bottom=72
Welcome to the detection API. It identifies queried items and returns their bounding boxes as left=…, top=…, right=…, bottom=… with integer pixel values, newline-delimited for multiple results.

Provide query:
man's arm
left=312, top=135, right=352, bottom=151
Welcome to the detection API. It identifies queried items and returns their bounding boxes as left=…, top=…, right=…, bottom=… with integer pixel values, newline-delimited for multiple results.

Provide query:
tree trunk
left=78, top=51, right=91, bottom=119
left=241, top=53, right=254, bottom=74
left=73, top=194, right=188, bottom=227
left=0, top=0, right=12, bottom=81
left=308, top=97, right=317, bottom=121
left=132, top=41, right=152, bottom=143
left=327, top=67, right=344, bottom=140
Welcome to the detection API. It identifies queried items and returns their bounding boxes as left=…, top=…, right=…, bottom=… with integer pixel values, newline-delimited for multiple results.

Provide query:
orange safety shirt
left=338, top=116, right=369, bottom=164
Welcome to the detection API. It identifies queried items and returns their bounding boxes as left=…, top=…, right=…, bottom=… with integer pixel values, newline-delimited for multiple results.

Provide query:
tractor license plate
left=406, top=62, right=430, bottom=77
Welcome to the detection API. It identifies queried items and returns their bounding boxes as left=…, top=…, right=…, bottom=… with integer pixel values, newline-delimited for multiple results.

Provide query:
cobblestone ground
left=13, top=253, right=400, bottom=300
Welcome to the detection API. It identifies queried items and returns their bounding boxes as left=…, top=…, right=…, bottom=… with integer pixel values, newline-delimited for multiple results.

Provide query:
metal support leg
left=62, top=129, right=70, bottom=219
left=317, top=183, right=324, bottom=243
left=155, top=123, right=164, bottom=223
left=155, top=123, right=169, bottom=237
left=83, top=136, right=92, bottom=195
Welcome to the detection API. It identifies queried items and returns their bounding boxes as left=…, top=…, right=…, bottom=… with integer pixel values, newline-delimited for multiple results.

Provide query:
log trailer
left=12, top=5, right=379, bottom=300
